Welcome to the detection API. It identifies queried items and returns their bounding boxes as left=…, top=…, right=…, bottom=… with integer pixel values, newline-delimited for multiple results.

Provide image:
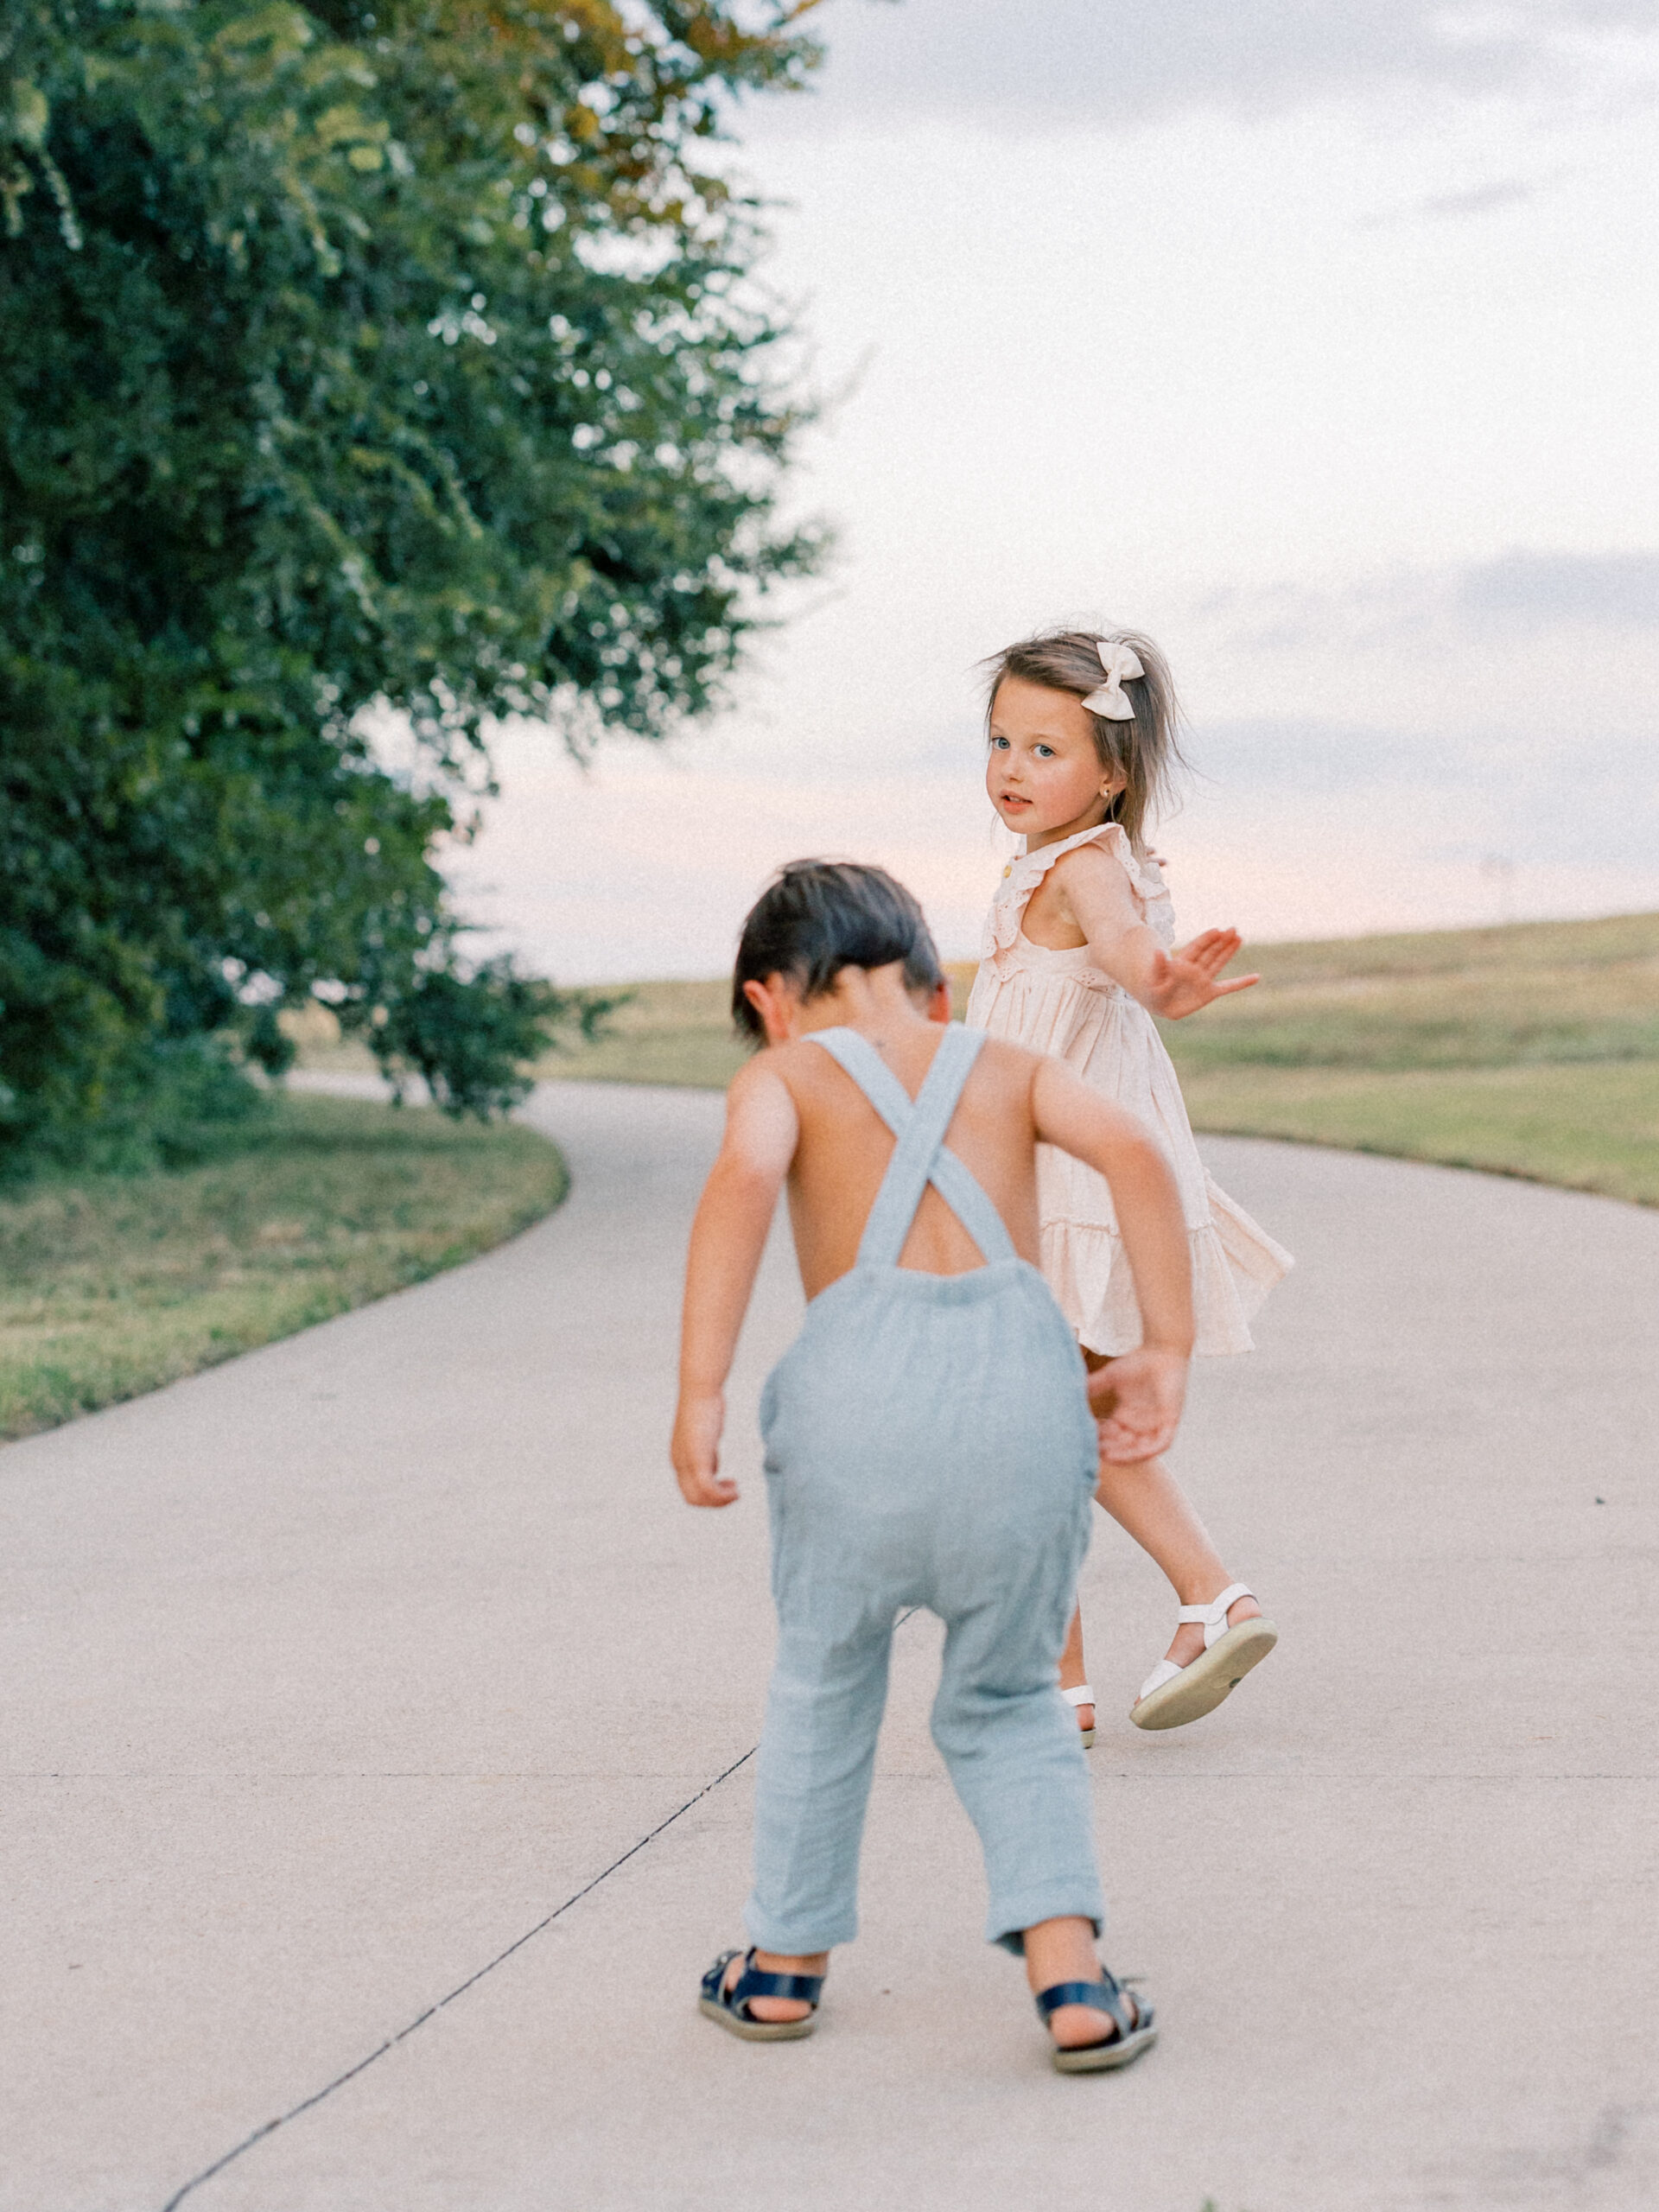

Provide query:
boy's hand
left=672, top=1390, right=739, bottom=1508
left=1147, top=929, right=1258, bottom=1020
left=1088, top=1347, right=1189, bottom=1464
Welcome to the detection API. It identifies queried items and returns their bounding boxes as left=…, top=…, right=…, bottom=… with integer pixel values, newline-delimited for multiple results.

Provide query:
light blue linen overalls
left=747, top=1022, right=1106, bottom=1958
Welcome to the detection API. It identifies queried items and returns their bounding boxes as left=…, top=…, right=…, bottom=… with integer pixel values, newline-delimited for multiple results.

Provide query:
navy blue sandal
left=699, top=1948, right=824, bottom=2042
left=1035, top=1966, right=1156, bottom=2073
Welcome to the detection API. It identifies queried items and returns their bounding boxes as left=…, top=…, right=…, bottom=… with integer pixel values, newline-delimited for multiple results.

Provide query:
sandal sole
left=698, top=1996, right=817, bottom=2042
left=1131, top=1618, right=1278, bottom=1732
left=1052, top=2023, right=1158, bottom=2073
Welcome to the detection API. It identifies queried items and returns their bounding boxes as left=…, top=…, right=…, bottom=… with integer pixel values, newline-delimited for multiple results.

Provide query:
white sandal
left=1061, top=1683, right=1096, bottom=1749
left=1131, top=1583, right=1277, bottom=1732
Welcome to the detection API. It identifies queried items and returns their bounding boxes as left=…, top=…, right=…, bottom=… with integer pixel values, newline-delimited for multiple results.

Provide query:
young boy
left=671, top=861, right=1194, bottom=2071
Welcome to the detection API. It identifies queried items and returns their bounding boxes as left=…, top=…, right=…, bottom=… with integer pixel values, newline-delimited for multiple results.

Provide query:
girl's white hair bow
left=1080, top=639, right=1144, bottom=721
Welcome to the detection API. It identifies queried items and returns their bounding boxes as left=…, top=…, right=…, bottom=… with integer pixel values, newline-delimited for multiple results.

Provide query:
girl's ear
left=742, top=975, right=800, bottom=1046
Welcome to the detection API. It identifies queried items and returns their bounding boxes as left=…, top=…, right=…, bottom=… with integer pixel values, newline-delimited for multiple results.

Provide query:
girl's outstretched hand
left=1088, top=1346, right=1189, bottom=1464
left=1146, top=928, right=1258, bottom=1020
left=672, top=1390, right=739, bottom=1507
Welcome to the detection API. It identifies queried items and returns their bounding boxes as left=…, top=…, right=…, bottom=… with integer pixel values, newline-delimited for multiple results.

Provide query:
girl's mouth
left=999, top=792, right=1031, bottom=809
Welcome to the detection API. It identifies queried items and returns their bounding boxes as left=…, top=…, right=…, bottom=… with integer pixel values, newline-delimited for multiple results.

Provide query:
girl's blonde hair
left=982, top=626, right=1184, bottom=851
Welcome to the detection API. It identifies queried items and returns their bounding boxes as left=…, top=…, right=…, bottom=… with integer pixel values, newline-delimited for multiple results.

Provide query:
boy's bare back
left=677, top=956, right=1194, bottom=1506
left=751, top=1027, right=1047, bottom=1300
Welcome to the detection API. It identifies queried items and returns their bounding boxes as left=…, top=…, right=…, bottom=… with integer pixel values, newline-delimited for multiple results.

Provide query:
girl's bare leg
left=1084, top=1350, right=1261, bottom=1672
left=1058, top=1605, right=1093, bottom=1736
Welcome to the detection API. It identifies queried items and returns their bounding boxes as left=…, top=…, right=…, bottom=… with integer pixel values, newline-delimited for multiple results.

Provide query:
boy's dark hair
left=732, top=861, right=945, bottom=1043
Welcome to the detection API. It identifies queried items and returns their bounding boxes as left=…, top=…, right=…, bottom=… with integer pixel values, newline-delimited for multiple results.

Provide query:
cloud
left=1185, top=718, right=1454, bottom=797
left=1174, top=552, right=1659, bottom=776
left=750, top=0, right=1658, bottom=135
left=1421, top=177, right=1547, bottom=219
left=1458, top=550, right=1659, bottom=626
left=1202, top=550, right=1659, bottom=656
left=1354, top=174, right=1557, bottom=228
left=1184, top=721, right=1659, bottom=870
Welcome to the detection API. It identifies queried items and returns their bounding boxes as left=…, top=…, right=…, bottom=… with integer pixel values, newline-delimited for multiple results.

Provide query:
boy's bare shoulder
left=970, top=1030, right=1046, bottom=1095
left=722, top=1048, right=795, bottom=1117
left=727, top=1038, right=830, bottom=1104
left=746, top=1036, right=826, bottom=1078
left=721, top=1048, right=803, bottom=1167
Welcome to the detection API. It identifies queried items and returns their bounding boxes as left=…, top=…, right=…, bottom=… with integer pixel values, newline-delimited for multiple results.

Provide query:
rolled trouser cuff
left=988, top=1890, right=1104, bottom=1957
left=743, top=1896, right=857, bottom=1955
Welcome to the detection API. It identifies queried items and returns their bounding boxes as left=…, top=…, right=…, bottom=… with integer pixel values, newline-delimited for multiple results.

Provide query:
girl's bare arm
left=671, top=1058, right=799, bottom=1507
left=1031, top=1055, right=1195, bottom=1460
left=1058, top=844, right=1258, bottom=1020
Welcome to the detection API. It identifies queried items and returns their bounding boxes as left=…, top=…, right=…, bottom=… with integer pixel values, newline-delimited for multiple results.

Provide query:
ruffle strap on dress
left=982, top=823, right=1172, bottom=979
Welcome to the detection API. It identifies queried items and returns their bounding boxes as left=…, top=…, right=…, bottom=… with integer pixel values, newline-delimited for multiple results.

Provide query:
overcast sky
left=453, top=0, right=1659, bottom=981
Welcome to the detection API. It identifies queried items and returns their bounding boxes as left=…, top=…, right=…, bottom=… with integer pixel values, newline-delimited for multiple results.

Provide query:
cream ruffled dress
left=965, top=823, right=1293, bottom=1357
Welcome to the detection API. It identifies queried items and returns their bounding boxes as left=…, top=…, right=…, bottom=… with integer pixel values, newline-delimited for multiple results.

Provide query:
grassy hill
left=524, top=910, right=1659, bottom=1205
left=1162, top=912, right=1659, bottom=1205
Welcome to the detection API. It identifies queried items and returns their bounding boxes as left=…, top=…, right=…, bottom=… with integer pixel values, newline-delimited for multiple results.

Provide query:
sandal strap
left=730, top=1948, right=823, bottom=2012
left=1138, top=1656, right=1183, bottom=1702
left=1033, top=1966, right=1142, bottom=2044
left=1174, top=1581, right=1255, bottom=1649
left=734, top=1962, right=824, bottom=2005
left=1035, top=1980, right=1116, bottom=2017
left=700, top=1947, right=823, bottom=2021
left=1059, top=1684, right=1095, bottom=1707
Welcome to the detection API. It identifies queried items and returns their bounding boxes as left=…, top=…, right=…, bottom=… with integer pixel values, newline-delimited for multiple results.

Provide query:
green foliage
left=0, top=0, right=824, bottom=1167
left=377, top=956, right=626, bottom=1116
left=4, top=1033, right=277, bottom=1183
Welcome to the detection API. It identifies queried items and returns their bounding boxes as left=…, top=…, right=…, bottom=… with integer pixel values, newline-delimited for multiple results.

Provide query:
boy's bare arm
left=1030, top=1055, right=1194, bottom=1461
left=671, top=1058, right=799, bottom=1508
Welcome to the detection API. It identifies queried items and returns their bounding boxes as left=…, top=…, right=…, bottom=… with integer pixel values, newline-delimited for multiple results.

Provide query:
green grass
left=537, top=976, right=750, bottom=1090
left=1154, top=910, right=1659, bottom=1205
left=479, top=910, right=1659, bottom=1207
left=0, top=1091, right=568, bottom=1440
left=1158, top=910, right=1659, bottom=1074
left=1175, top=1059, right=1659, bottom=1205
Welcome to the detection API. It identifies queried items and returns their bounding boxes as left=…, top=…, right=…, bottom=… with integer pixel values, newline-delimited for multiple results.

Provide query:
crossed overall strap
left=808, top=1025, right=1016, bottom=1271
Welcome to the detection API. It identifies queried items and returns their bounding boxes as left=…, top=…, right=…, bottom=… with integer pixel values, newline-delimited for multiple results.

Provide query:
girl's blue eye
left=1035, top=745, right=1054, bottom=758
left=990, top=735, right=1008, bottom=749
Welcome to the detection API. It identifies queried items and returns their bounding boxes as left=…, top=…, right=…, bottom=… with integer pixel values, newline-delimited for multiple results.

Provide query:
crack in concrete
left=156, top=1742, right=758, bottom=2210
left=157, top=1607, right=926, bottom=2208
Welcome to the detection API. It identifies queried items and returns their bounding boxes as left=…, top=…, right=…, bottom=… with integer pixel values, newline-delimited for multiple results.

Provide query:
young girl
left=965, top=628, right=1293, bottom=1736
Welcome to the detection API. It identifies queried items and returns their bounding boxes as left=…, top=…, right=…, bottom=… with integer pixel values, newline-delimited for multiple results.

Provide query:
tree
left=0, top=1, right=824, bottom=1166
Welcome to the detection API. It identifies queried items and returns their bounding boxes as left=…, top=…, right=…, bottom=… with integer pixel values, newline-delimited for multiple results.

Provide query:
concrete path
left=3, top=1082, right=1656, bottom=2212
